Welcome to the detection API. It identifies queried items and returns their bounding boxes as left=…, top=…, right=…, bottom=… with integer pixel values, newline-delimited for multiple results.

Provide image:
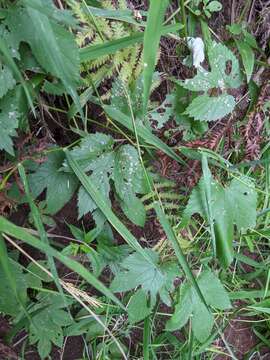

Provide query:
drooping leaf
left=184, top=93, right=235, bottom=121
left=29, top=151, right=78, bottom=214
left=183, top=172, right=257, bottom=267
left=235, top=40, right=254, bottom=83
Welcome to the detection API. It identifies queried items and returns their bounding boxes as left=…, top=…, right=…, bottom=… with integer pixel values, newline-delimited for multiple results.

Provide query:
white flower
left=187, top=37, right=205, bottom=69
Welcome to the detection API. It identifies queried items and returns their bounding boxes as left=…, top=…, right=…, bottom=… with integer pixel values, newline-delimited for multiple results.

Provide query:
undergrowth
left=0, top=0, right=270, bottom=359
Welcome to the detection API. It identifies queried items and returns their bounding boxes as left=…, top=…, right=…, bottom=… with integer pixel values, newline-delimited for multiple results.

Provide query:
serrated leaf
left=166, top=270, right=230, bottom=342
left=110, top=249, right=165, bottom=300
left=0, top=91, right=19, bottom=155
left=197, top=271, right=231, bottom=309
left=114, top=144, right=146, bottom=226
left=185, top=94, right=235, bottom=121
left=183, top=41, right=241, bottom=92
left=29, top=151, right=78, bottom=214
left=235, top=40, right=254, bottom=83
left=148, top=94, right=174, bottom=129
left=7, top=3, right=80, bottom=88
left=127, top=288, right=152, bottom=323
left=0, top=64, right=16, bottom=98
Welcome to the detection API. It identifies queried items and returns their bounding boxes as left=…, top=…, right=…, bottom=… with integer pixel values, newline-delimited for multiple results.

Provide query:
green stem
left=180, top=0, right=188, bottom=40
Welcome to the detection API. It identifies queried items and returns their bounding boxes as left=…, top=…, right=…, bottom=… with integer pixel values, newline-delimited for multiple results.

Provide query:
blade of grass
left=18, top=164, right=69, bottom=311
left=79, top=23, right=181, bottom=63
left=153, top=202, right=208, bottom=309
left=65, top=150, right=159, bottom=269
left=142, top=0, right=169, bottom=115
left=0, top=217, right=124, bottom=309
left=103, top=104, right=187, bottom=166
left=0, top=234, right=33, bottom=325
left=201, top=154, right=216, bottom=257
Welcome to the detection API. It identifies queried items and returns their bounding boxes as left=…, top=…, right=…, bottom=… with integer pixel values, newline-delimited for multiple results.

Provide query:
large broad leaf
left=110, top=249, right=165, bottom=298
left=166, top=270, right=231, bottom=343
left=184, top=93, right=235, bottom=121
left=183, top=173, right=257, bottom=267
left=29, top=151, right=78, bottom=214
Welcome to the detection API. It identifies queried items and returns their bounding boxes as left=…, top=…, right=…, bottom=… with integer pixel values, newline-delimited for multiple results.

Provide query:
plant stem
left=180, top=0, right=188, bottom=40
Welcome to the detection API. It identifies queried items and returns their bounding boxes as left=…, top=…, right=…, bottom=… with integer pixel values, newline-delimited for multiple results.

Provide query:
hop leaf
left=184, top=93, right=236, bottom=121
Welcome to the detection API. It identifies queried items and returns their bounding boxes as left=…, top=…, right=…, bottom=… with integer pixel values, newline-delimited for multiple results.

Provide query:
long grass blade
left=0, top=217, right=124, bottom=309
left=142, top=0, right=169, bottom=115
left=18, top=164, right=69, bottom=309
left=153, top=202, right=208, bottom=309
left=103, top=105, right=187, bottom=166
left=79, top=23, right=181, bottom=63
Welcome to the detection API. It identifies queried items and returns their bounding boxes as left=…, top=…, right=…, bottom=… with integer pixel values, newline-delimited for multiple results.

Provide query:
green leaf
left=0, top=256, right=28, bottom=316
left=205, top=1, right=222, bottom=12
left=183, top=172, right=257, bottom=267
left=185, top=94, right=235, bottom=121
left=7, top=0, right=83, bottom=118
left=235, top=40, right=254, bottom=83
left=226, top=177, right=257, bottom=231
left=79, top=23, right=182, bottom=63
left=148, top=94, right=174, bottom=129
left=114, top=144, right=146, bottom=226
left=0, top=64, right=16, bottom=98
left=127, top=289, right=152, bottom=324
left=142, top=0, right=169, bottom=114
left=166, top=284, right=192, bottom=331
left=65, top=151, right=159, bottom=268
left=9, top=2, right=80, bottom=88
left=29, top=151, right=78, bottom=214
left=110, top=249, right=165, bottom=300
left=198, top=271, right=231, bottom=309
left=0, top=216, right=125, bottom=309
left=120, top=195, right=146, bottom=227
left=0, top=91, right=19, bottom=155
left=167, top=270, right=231, bottom=342
left=29, top=294, right=73, bottom=359
left=183, top=42, right=242, bottom=91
